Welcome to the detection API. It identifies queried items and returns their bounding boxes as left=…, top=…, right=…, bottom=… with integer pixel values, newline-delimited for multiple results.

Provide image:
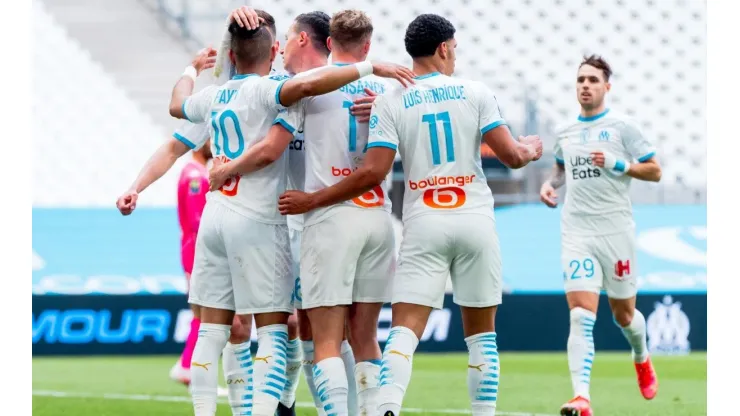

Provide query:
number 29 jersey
left=278, top=65, right=393, bottom=226
left=179, top=73, right=295, bottom=224
left=367, top=72, right=506, bottom=222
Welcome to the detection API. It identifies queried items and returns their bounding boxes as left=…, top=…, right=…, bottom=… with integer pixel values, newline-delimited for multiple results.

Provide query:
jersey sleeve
left=173, top=121, right=210, bottom=151
left=182, top=86, right=218, bottom=123
left=478, top=84, right=507, bottom=135
left=367, top=95, right=399, bottom=151
left=273, top=100, right=304, bottom=136
left=554, top=139, right=564, bottom=165
left=254, top=74, right=292, bottom=113
left=620, top=118, right=657, bottom=162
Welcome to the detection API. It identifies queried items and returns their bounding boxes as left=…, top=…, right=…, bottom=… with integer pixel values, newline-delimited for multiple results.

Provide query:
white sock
left=252, top=324, right=289, bottom=416
left=223, top=341, right=253, bottom=416
left=568, top=308, right=596, bottom=401
left=314, top=356, right=350, bottom=416
left=280, top=338, right=303, bottom=407
left=191, top=323, right=230, bottom=416
left=340, top=340, right=359, bottom=416
left=619, top=309, right=649, bottom=363
left=301, top=341, right=327, bottom=416
left=378, top=326, right=419, bottom=416
left=354, top=360, right=381, bottom=416
left=465, top=332, right=499, bottom=416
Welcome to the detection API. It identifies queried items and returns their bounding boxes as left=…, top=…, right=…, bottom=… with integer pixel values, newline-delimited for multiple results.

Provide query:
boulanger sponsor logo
left=332, top=166, right=385, bottom=208
left=646, top=295, right=691, bottom=355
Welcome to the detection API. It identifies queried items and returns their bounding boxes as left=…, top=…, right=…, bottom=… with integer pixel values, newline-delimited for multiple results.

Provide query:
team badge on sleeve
left=189, top=178, right=202, bottom=195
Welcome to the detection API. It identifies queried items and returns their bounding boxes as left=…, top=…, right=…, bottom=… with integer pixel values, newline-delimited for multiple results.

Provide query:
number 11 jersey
left=367, top=72, right=506, bottom=222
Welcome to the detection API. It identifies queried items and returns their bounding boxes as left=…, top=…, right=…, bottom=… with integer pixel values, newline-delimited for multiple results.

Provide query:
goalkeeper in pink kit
left=169, top=127, right=212, bottom=384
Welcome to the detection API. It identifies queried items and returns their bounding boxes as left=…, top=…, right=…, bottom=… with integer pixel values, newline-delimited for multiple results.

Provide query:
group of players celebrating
left=116, top=5, right=662, bottom=416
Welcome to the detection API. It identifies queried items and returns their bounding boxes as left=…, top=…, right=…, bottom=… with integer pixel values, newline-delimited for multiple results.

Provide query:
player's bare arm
left=277, top=62, right=415, bottom=107
left=168, top=48, right=218, bottom=119
left=482, top=125, right=543, bottom=169
left=540, top=163, right=566, bottom=208
left=116, top=138, right=192, bottom=215
left=277, top=147, right=396, bottom=215
left=591, top=151, right=662, bottom=182
left=208, top=124, right=295, bottom=191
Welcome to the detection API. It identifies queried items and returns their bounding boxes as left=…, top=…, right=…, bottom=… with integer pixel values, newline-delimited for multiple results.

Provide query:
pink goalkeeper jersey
left=177, top=160, right=209, bottom=275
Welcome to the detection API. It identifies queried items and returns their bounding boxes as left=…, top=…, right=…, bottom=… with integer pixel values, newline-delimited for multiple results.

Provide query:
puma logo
left=388, top=350, right=411, bottom=362
left=254, top=355, right=272, bottom=363
left=468, top=363, right=485, bottom=372
left=192, top=362, right=211, bottom=371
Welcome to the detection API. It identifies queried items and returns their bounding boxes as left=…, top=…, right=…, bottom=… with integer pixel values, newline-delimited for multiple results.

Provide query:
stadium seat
left=34, top=1, right=186, bottom=207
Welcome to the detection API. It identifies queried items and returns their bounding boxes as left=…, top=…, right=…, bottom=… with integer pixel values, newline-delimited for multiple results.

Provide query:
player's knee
left=287, top=312, right=299, bottom=339
left=612, top=308, right=634, bottom=328
left=570, top=307, right=596, bottom=332
left=229, top=315, right=252, bottom=343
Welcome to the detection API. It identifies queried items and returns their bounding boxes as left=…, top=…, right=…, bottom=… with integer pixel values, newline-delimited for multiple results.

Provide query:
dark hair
left=330, top=10, right=373, bottom=51
left=579, top=54, right=612, bottom=81
left=228, top=11, right=275, bottom=66
left=404, top=14, right=456, bottom=58
left=295, top=11, right=331, bottom=56
left=255, top=9, right=276, bottom=36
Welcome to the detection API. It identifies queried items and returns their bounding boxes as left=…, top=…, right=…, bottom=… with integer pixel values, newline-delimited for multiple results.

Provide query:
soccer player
left=278, top=11, right=361, bottom=416
left=278, top=10, right=395, bottom=416
left=166, top=10, right=414, bottom=416
left=278, top=14, right=542, bottom=416
left=169, top=124, right=211, bottom=385
left=538, top=55, right=661, bottom=416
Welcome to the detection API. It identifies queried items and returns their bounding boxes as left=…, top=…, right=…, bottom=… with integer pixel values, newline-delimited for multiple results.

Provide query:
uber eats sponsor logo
left=290, top=133, right=304, bottom=151
left=570, top=155, right=601, bottom=180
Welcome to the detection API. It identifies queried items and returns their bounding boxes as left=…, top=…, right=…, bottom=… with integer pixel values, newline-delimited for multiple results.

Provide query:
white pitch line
left=32, top=390, right=557, bottom=416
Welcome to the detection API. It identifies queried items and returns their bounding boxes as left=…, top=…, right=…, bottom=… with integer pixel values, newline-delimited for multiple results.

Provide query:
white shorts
left=561, top=229, right=637, bottom=299
left=300, top=207, right=395, bottom=309
left=189, top=201, right=293, bottom=314
left=393, top=213, right=502, bottom=309
left=289, top=227, right=304, bottom=310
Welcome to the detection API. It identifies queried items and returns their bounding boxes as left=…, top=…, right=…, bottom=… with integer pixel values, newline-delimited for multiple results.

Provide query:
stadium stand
left=33, top=1, right=188, bottom=206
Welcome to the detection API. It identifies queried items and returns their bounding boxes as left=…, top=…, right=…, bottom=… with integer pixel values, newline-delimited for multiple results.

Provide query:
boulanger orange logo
left=332, top=165, right=385, bottom=208
left=408, top=174, right=475, bottom=190
left=422, top=187, right=466, bottom=209
left=216, top=156, right=240, bottom=197
left=353, top=185, right=385, bottom=208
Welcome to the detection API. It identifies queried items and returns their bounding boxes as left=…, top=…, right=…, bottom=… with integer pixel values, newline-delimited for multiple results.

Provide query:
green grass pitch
left=32, top=352, right=706, bottom=416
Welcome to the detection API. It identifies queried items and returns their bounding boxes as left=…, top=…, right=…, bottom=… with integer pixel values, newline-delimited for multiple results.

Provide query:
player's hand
left=371, top=62, right=416, bottom=88
left=229, top=6, right=263, bottom=30
left=278, top=190, right=315, bottom=215
left=539, top=182, right=558, bottom=208
left=116, top=190, right=138, bottom=216
left=192, top=47, right=218, bottom=75
left=590, top=151, right=606, bottom=167
left=520, top=135, right=543, bottom=161
left=208, top=158, right=232, bottom=192
left=351, top=88, right=378, bottom=123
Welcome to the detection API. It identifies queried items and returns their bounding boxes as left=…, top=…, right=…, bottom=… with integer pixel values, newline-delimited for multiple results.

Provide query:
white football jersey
left=280, top=64, right=393, bottom=226
left=554, top=108, right=657, bottom=235
left=180, top=73, right=295, bottom=224
left=367, top=72, right=505, bottom=222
